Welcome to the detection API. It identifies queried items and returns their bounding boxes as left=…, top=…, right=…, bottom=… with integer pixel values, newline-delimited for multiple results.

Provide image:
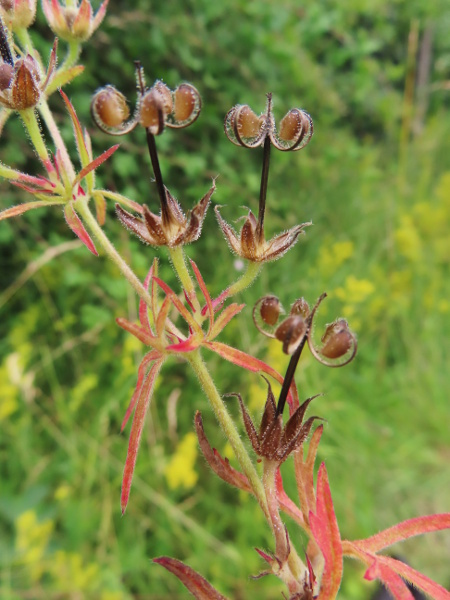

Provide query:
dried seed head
left=320, top=319, right=353, bottom=359
left=0, top=61, right=13, bottom=90
left=275, top=315, right=307, bottom=355
left=260, top=295, right=282, bottom=326
left=91, top=86, right=130, bottom=128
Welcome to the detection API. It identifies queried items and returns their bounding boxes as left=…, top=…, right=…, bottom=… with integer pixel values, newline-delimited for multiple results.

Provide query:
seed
left=92, top=86, right=129, bottom=128
left=174, top=83, right=198, bottom=122
left=279, top=109, right=302, bottom=142
left=236, top=105, right=262, bottom=138
left=260, top=295, right=281, bottom=326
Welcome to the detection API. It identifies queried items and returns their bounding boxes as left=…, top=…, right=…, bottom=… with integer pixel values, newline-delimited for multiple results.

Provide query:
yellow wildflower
left=165, top=432, right=198, bottom=490
left=335, top=275, right=375, bottom=304
left=395, top=214, right=422, bottom=262
left=317, top=239, right=354, bottom=278
left=15, top=510, right=54, bottom=582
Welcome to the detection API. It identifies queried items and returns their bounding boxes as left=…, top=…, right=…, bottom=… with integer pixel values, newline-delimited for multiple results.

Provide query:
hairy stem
left=19, top=108, right=52, bottom=169
left=61, top=40, right=82, bottom=71
left=76, top=199, right=153, bottom=307
left=168, top=246, right=201, bottom=315
left=263, top=459, right=307, bottom=591
left=216, top=261, right=262, bottom=305
left=187, top=350, right=270, bottom=521
left=39, top=99, right=76, bottom=182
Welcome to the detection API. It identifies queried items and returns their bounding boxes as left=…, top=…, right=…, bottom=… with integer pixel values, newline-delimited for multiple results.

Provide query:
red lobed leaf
left=139, top=264, right=155, bottom=335
left=209, top=303, right=245, bottom=340
left=354, top=513, right=450, bottom=553
left=154, top=277, right=202, bottom=335
left=73, top=144, right=119, bottom=187
left=121, top=359, right=164, bottom=513
left=309, top=463, right=343, bottom=599
left=364, top=559, right=415, bottom=600
left=365, top=554, right=450, bottom=600
left=0, top=200, right=63, bottom=221
left=116, top=317, right=154, bottom=345
left=190, top=259, right=213, bottom=332
left=153, top=557, right=228, bottom=600
left=64, top=203, right=98, bottom=255
left=120, top=350, right=160, bottom=432
left=204, top=341, right=299, bottom=408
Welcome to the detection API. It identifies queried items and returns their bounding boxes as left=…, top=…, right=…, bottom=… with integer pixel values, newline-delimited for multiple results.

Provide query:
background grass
left=1, top=0, right=449, bottom=598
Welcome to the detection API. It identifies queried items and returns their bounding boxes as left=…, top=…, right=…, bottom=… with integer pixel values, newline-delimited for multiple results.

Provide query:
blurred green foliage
left=1, top=0, right=449, bottom=598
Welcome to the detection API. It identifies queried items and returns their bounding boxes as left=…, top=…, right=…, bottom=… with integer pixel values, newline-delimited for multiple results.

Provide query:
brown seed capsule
left=154, top=81, right=173, bottom=115
left=236, top=105, right=262, bottom=139
left=174, top=83, right=198, bottom=122
left=320, top=319, right=353, bottom=359
left=275, top=315, right=307, bottom=355
left=260, top=295, right=281, bottom=326
left=279, top=109, right=302, bottom=142
left=0, top=62, right=13, bottom=90
left=92, top=86, right=130, bottom=128
left=139, top=88, right=165, bottom=132
left=290, top=297, right=310, bottom=319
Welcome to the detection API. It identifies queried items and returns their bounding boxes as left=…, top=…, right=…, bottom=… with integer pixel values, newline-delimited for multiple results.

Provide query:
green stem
left=61, top=41, right=82, bottom=71
left=187, top=350, right=270, bottom=521
left=39, top=99, right=76, bottom=183
left=222, top=261, right=262, bottom=300
left=15, top=28, right=39, bottom=62
left=168, top=246, right=201, bottom=315
left=76, top=199, right=153, bottom=307
left=19, top=108, right=54, bottom=175
left=263, top=459, right=306, bottom=589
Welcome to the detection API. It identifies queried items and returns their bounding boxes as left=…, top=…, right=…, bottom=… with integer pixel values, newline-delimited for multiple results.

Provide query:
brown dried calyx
left=115, top=181, right=215, bottom=248
left=237, top=381, right=321, bottom=464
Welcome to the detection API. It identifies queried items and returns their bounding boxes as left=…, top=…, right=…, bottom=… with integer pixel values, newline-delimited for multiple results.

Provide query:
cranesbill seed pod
left=139, top=88, right=165, bottom=133
left=91, top=86, right=130, bottom=128
left=275, top=315, right=307, bottom=355
left=260, top=295, right=282, bottom=326
left=320, top=320, right=353, bottom=359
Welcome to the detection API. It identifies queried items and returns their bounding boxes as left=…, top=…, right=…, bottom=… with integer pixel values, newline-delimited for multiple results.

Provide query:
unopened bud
left=321, top=319, right=353, bottom=359
left=92, top=86, right=130, bottom=128
left=275, top=315, right=307, bottom=355
left=11, top=57, right=40, bottom=109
